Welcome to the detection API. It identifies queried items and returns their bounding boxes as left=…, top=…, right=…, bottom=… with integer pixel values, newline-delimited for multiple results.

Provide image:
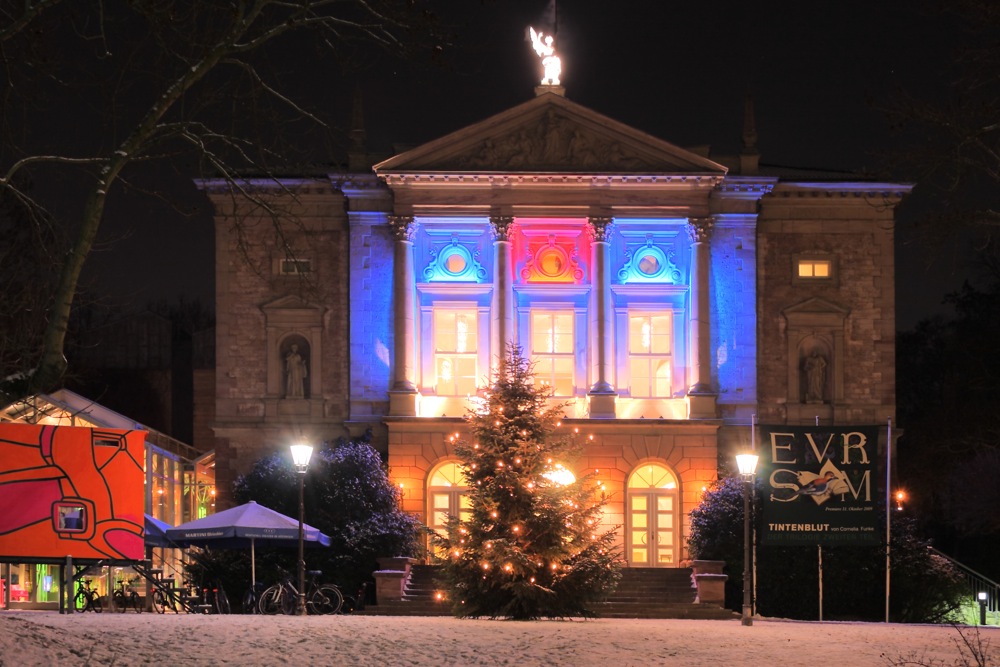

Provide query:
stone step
left=363, top=565, right=729, bottom=619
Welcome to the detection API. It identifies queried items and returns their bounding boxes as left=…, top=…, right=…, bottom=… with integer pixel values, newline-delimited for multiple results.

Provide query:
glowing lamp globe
left=290, top=443, right=314, bottom=474
left=735, top=453, right=759, bottom=478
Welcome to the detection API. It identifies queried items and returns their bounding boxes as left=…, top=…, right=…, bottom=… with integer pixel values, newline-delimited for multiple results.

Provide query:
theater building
left=201, top=82, right=908, bottom=566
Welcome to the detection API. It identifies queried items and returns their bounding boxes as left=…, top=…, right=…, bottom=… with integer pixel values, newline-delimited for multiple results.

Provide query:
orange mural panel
left=0, top=422, right=145, bottom=560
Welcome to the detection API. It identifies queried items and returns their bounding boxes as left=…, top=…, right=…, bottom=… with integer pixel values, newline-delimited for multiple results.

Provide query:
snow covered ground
left=1, top=611, right=995, bottom=666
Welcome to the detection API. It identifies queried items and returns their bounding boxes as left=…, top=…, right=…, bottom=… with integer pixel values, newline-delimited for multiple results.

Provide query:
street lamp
left=736, top=452, right=759, bottom=627
left=290, top=443, right=314, bottom=616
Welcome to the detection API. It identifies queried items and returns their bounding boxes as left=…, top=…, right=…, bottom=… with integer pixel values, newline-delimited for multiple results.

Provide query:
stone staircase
left=361, top=564, right=452, bottom=616
left=594, top=567, right=737, bottom=619
left=362, top=565, right=736, bottom=619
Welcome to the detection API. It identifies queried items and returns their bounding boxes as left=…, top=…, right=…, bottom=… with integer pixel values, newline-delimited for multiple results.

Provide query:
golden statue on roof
left=529, top=27, right=561, bottom=86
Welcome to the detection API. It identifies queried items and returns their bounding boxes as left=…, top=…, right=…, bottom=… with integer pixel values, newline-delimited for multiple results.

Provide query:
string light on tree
left=431, top=344, right=623, bottom=619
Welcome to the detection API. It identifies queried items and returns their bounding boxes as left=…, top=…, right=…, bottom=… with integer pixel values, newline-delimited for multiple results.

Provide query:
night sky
left=84, top=0, right=964, bottom=330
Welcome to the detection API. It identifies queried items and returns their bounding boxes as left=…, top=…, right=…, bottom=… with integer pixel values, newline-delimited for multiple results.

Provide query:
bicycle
left=151, top=585, right=173, bottom=613
left=340, top=582, right=367, bottom=613
left=241, top=581, right=266, bottom=614
left=258, top=569, right=342, bottom=615
left=201, top=579, right=231, bottom=615
left=113, top=577, right=142, bottom=613
left=74, top=579, right=103, bottom=613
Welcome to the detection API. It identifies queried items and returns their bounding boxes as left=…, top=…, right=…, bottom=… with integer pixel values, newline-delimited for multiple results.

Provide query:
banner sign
left=758, top=425, right=880, bottom=546
left=0, top=422, right=146, bottom=560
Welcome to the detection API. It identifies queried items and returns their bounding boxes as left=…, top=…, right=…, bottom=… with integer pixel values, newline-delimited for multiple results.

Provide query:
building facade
left=202, top=87, right=909, bottom=567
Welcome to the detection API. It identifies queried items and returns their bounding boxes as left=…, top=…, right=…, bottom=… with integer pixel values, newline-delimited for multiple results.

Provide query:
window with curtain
left=531, top=310, right=575, bottom=396
left=433, top=309, right=478, bottom=396
left=628, top=312, right=672, bottom=398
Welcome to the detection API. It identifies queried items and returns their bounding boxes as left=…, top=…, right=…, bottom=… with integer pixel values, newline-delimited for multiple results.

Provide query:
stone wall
left=206, top=181, right=356, bottom=503
left=756, top=187, right=902, bottom=426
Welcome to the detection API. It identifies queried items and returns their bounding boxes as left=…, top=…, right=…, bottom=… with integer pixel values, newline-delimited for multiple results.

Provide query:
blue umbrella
left=144, top=514, right=177, bottom=548
left=166, top=501, right=331, bottom=585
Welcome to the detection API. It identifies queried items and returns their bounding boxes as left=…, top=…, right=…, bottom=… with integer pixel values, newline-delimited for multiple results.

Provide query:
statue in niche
left=803, top=351, right=827, bottom=403
left=285, top=343, right=308, bottom=398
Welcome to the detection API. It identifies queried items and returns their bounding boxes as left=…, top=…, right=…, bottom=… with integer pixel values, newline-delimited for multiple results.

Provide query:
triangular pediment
left=783, top=297, right=850, bottom=316
left=374, top=92, right=727, bottom=175
left=260, top=295, right=318, bottom=311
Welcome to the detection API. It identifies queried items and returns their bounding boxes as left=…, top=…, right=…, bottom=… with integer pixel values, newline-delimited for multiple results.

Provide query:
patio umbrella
left=166, top=501, right=331, bottom=586
left=144, top=514, right=177, bottom=548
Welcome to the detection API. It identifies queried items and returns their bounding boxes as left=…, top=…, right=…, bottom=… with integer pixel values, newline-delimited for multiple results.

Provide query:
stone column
left=687, top=217, right=717, bottom=418
left=490, top=215, right=515, bottom=374
left=588, top=216, right=616, bottom=417
left=388, top=214, right=417, bottom=416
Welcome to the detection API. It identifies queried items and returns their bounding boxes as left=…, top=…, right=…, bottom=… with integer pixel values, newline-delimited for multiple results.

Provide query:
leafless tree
left=0, top=0, right=440, bottom=405
left=882, top=0, right=1000, bottom=272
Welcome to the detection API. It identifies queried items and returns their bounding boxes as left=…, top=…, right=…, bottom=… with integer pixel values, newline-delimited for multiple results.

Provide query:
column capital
left=490, top=215, right=514, bottom=241
left=687, top=217, right=714, bottom=243
left=588, top=216, right=614, bottom=242
left=388, top=214, right=416, bottom=241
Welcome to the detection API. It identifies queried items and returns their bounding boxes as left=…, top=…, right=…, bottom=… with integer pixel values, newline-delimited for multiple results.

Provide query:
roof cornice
left=380, top=173, right=726, bottom=188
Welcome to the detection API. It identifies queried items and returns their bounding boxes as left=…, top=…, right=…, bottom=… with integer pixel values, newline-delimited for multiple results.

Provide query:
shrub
left=688, top=476, right=966, bottom=622
left=227, top=437, right=420, bottom=600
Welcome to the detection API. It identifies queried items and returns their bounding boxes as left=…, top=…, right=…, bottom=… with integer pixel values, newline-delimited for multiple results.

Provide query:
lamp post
left=978, top=591, right=988, bottom=626
left=290, top=443, right=314, bottom=616
left=736, top=452, right=759, bottom=627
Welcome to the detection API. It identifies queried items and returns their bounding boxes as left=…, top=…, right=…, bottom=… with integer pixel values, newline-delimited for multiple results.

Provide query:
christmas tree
left=434, top=345, right=622, bottom=619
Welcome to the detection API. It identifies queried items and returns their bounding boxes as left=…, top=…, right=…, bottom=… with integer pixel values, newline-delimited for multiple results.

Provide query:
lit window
left=531, top=311, right=574, bottom=396
left=628, top=463, right=678, bottom=489
left=434, top=310, right=478, bottom=396
left=797, top=259, right=831, bottom=279
left=54, top=503, right=87, bottom=532
left=628, top=313, right=672, bottom=397
left=279, top=258, right=312, bottom=275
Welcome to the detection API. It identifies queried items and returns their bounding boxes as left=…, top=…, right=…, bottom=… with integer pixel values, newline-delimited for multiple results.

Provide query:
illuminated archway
left=426, top=460, right=471, bottom=559
left=626, top=462, right=679, bottom=567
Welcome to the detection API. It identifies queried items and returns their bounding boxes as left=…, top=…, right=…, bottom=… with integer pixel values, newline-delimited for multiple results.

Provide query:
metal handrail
left=930, top=547, right=999, bottom=612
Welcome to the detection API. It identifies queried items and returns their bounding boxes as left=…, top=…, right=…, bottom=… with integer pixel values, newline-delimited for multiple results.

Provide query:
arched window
left=626, top=463, right=679, bottom=567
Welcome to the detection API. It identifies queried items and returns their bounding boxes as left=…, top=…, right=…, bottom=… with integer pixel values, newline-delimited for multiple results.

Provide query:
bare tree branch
left=0, top=0, right=439, bottom=404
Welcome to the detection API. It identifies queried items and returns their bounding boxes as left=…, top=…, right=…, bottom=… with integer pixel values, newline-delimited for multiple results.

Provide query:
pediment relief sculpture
left=454, top=110, right=656, bottom=172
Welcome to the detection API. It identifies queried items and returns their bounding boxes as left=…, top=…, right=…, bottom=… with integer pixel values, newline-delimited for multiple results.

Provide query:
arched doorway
left=426, top=460, right=471, bottom=558
left=626, top=463, right=679, bottom=567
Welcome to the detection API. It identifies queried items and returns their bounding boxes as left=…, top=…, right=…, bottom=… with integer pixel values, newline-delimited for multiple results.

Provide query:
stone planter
left=373, top=557, right=419, bottom=603
left=693, top=573, right=728, bottom=605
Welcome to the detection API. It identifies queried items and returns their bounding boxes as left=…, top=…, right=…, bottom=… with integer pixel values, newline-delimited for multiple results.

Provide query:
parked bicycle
left=151, top=585, right=176, bottom=613
left=340, top=582, right=367, bottom=614
left=113, top=577, right=142, bottom=613
left=202, top=579, right=231, bottom=615
left=74, top=579, right=103, bottom=613
left=258, top=569, right=342, bottom=615
left=241, top=581, right=267, bottom=614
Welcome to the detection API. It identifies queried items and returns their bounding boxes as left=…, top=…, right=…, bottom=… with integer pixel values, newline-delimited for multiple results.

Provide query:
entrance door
left=427, top=461, right=470, bottom=559
left=627, top=463, right=678, bottom=567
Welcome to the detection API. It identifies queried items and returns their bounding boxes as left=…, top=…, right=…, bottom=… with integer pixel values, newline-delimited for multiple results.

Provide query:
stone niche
left=261, top=295, right=325, bottom=406
left=782, top=297, right=848, bottom=422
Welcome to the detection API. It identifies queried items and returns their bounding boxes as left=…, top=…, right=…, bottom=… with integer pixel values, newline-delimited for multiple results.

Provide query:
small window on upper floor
left=794, top=255, right=836, bottom=284
left=278, top=258, right=312, bottom=275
